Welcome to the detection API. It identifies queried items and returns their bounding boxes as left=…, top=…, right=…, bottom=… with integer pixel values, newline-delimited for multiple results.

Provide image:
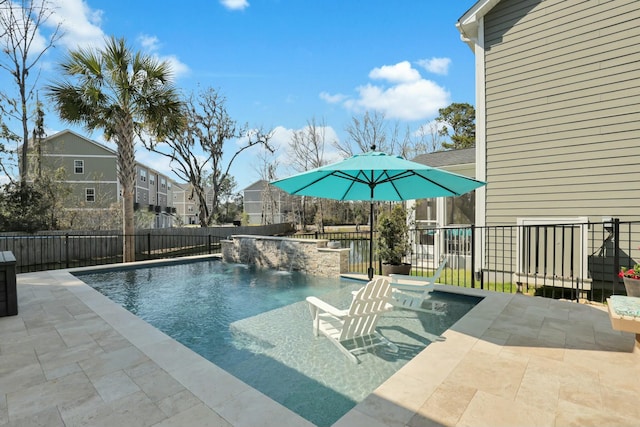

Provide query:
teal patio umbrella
left=271, top=149, right=486, bottom=279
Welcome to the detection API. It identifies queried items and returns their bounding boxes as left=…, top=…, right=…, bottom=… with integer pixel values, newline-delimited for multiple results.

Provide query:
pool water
left=76, top=260, right=481, bottom=427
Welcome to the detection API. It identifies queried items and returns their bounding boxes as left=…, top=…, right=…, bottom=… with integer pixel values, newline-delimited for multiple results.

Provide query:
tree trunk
left=122, top=188, right=135, bottom=262
left=194, top=185, right=209, bottom=227
left=116, top=116, right=137, bottom=263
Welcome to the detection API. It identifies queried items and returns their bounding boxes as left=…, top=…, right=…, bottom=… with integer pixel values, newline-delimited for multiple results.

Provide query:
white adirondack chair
left=306, top=277, right=398, bottom=363
left=388, top=257, right=448, bottom=315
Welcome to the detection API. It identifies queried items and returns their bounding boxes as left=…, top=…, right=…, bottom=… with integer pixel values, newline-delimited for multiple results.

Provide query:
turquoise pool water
left=76, top=260, right=481, bottom=426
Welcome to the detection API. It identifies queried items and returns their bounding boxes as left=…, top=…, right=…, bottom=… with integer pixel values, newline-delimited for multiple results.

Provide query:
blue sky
left=2, top=0, right=479, bottom=190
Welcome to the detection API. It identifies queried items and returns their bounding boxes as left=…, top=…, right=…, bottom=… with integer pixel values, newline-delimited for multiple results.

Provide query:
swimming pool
left=76, top=259, right=481, bottom=426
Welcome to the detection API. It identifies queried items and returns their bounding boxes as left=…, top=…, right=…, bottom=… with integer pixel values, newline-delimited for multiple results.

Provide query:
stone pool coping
left=3, top=256, right=639, bottom=426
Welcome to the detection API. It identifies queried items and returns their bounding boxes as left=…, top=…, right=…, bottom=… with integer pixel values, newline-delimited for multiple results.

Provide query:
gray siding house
left=457, top=0, right=640, bottom=288
left=243, top=180, right=295, bottom=225
left=458, top=0, right=640, bottom=227
left=30, top=129, right=177, bottom=228
left=172, top=182, right=199, bottom=225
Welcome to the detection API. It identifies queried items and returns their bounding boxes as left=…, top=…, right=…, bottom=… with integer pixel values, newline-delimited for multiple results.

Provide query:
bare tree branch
left=0, top=0, right=63, bottom=182
left=146, top=87, right=274, bottom=226
left=335, top=110, right=388, bottom=157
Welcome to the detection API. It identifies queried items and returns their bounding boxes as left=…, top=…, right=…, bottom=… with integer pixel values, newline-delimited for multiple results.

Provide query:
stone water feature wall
left=221, top=235, right=349, bottom=278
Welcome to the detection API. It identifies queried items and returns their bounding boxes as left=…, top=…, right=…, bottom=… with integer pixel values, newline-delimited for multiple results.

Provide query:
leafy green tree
left=33, top=167, right=71, bottom=230
left=0, top=122, right=18, bottom=180
left=46, top=36, right=183, bottom=262
left=376, top=204, right=410, bottom=265
left=0, top=181, right=50, bottom=232
left=436, top=102, right=476, bottom=149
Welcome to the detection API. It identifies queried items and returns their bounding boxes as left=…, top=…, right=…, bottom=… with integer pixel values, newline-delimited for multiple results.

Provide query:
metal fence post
left=208, top=235, right=212, bottom=254
left=65, top=233, right=70, bottom=269
left=147, top=233, right=151, bottom=259
left=471, top=225, right=475, bottom=289
left=613, top=217, right=620, bottom=292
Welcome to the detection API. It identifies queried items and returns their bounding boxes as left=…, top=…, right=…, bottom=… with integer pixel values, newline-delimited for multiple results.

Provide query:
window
left=160, top=178, right=166, bottom=189
left=85, top=188, right=95, bottom=202
left=167, top=182, right=171, bottom=190
left=188, top=205, right=194, bottom=212
left=74, top=160, right=84, bottom=174
left=140, top=170, right=147, bottom=182
left=149, top=174, right=155, bottom=186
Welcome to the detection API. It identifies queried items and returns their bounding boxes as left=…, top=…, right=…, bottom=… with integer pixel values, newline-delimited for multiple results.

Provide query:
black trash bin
left=0, top=251, right=17, bottom=316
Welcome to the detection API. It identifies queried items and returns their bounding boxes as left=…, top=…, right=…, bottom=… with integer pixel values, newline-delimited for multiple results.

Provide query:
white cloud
left=415, top=120, right=446, bottom=137
left=345, top=79, right=450, bottom=121
left=417, top=57, right=451, bottom=75
left=323, top=61, right=451, bottom=122
left=51, top=0, right=106, bottom=49
left=220, top=0, right=249, bottom=11
left=137, top=34, right=190, bottom=79
left=269, top=126, right=295, bottom=153
left=319, top=91, right=347, bottom=104
left=369, top=61, right=421, bottom=84
left=159, top=54, right=190, bottom=79
left=138, top=34, right=160, bottom=52
left=0, top=2, right=52, bottom=55
left=42, top=2, right=189, bottom=79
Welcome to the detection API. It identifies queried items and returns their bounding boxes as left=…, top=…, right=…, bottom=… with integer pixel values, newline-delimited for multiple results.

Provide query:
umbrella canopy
left=271, top=151, right=485, bottom=201
left=270, top=150, right=486, bottom=279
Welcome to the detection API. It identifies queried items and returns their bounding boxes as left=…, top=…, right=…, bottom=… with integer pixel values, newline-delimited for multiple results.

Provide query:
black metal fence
left=304, top=219, right=640, bottom=303
left=0, top=233, right=223, bottom=273
left=3, top=220, right=638, bottom=303
left=0, top=223, right=295, bottom=274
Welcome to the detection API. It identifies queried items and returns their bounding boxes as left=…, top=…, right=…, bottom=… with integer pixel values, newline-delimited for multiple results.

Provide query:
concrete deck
left=1, top=263, right=639, bottom=426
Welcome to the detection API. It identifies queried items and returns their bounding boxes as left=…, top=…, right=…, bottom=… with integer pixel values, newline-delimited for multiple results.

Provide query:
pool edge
left=51, top=262, right=508, bottom=427
left=49, top=264, right=316, bottom=427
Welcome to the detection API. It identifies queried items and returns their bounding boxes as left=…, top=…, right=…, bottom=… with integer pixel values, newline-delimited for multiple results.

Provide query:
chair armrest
left=391, top=282, right=435, bottom=292
left=389, top=274, right=435, bottom=292
left=390, top=274, right=434, bottom=284
left=306, top=296, right=347, bottom=317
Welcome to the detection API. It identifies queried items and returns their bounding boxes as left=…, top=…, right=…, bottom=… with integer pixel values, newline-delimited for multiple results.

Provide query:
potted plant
left=618, top=264, right=640, bottom=297
left=376, top=204, right=411, bottom=276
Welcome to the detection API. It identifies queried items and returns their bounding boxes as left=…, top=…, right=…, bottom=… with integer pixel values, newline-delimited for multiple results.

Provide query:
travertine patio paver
left=0, top=264, right=638, bottom=427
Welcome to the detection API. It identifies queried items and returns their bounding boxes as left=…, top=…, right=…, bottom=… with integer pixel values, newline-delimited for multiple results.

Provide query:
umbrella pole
left=368, top=202, right=374, bottom=280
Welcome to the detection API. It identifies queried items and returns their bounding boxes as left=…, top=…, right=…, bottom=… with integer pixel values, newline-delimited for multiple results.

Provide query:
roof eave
left=456, top=0, right=503, bottom=52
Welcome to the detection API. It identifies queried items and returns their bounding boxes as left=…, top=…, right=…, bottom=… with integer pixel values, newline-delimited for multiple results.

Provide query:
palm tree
left=46, top=36, right=184, bottom=262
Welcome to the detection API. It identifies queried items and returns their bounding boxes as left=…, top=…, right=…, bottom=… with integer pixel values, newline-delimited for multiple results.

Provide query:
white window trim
left=74, top=160, right=84, bottom=174
left=85, top=188, right=95, bottom=202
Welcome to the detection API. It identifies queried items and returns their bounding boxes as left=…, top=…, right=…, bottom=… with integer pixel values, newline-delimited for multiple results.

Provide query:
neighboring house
left=172, top=184, right=228, bottom=226
left=243, top=180, right=295, bottom=225
left=407, top=149, right=476, bottom=266
left=410, top=148, right=476, bottom=228
left=172, top=182, right=199, bottom=225
left=27, top=129, right=177, bottom=228
left=457, top=0, right=640, bottom=284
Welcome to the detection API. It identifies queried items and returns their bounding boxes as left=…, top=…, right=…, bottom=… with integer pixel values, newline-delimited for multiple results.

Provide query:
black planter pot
left=381, top=263, right=411, bottom=276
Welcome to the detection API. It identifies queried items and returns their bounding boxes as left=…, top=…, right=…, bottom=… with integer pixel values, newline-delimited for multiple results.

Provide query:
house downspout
left=474, top=16, right=488, bottom=277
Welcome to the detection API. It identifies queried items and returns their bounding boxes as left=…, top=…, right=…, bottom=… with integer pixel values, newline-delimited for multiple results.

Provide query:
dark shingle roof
left=411, top=148, right=475, bottom=167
